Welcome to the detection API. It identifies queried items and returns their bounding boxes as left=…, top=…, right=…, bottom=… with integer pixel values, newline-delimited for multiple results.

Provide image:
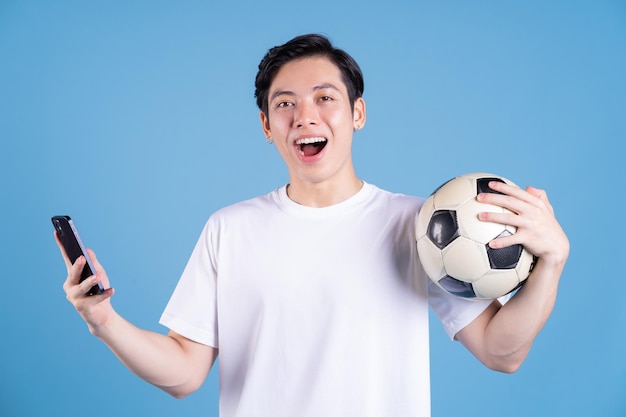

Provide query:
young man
left=57, top=34, right=569, bottom=417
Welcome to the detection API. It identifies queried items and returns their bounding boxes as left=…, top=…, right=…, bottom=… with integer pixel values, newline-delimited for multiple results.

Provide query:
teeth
left=296, top=137, right=327, bottom=145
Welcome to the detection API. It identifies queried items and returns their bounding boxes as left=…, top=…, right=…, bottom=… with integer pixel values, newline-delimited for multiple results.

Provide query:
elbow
left=481, top=339, right=531, bottom=374
left=170, top=392, right=190, bottom=400
left=161, top=381, right=202, bottom=399
left=484, top=353, right=525, bottom=374
left=488, top=359, right=522, bottom=374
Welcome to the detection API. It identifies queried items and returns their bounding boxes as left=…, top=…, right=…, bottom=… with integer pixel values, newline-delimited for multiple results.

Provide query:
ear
left=260, top=111, right=271, bottom=140
left=353, top=97, right=366, bottom=131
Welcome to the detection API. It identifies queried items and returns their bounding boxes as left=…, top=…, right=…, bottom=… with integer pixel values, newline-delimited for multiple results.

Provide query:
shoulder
left=189, top=188, right=284, bottom=247
left=199, top=187, right=285, bottom=236
left=211, top=187, right=282, bottom=219
left=367, top=183, right=425, bottom=213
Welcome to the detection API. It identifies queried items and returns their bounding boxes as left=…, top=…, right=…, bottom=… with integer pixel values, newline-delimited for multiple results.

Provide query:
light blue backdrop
left=1, top=1, right=624, bottom=416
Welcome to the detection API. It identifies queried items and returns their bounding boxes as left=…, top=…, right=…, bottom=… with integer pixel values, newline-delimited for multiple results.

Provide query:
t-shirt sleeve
left=159, top=220, right=219, bottom=348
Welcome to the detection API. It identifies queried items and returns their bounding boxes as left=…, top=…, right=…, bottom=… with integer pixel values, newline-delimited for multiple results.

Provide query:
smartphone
left=51, top=215, right=105, bottom=295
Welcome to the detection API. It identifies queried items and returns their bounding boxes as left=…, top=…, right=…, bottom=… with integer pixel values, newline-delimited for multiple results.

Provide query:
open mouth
left=295, top=137, right=328, bottom=157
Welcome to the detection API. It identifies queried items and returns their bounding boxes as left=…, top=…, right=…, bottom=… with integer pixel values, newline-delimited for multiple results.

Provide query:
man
left=57, top=34, right=569, bottom=416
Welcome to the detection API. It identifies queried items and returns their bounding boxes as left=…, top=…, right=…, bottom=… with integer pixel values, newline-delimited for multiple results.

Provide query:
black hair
left=254, top=34, right=364, bottom=116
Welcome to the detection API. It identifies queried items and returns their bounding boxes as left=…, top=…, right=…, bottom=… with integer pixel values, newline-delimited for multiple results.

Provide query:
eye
left=319, top=95, right=333, bottom=102
left=276, top=101, right=294, bottom=109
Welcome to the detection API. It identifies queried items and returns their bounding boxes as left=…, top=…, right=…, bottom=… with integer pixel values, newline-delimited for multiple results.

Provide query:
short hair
left=254, top=34, right=364, bottom=117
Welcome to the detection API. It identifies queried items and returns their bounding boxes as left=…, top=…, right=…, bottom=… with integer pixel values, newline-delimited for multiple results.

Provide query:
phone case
left=51, top=215, right=104, bottom=295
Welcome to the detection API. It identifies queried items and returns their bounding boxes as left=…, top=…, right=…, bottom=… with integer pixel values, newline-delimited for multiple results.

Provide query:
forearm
left=59, top=248, right=215, bottom=397
left=458, top=182, right=569, bottom=372
left=483, top=256, right=565, bottom=371
left=90, top=311, right=206, bottom=397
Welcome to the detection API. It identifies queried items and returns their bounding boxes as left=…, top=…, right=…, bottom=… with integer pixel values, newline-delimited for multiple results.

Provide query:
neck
left=286, top=176, right=364, bottom=208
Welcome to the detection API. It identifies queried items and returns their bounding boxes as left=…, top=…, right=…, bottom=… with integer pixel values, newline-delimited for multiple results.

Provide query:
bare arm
left=456, top=182, right=569, bottom=373
left=91, top=310, right=217, bottom=398
left=57, top=233, right=217, bottom=398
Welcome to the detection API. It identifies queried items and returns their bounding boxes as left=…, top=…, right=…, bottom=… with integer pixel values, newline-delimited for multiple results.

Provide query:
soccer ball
left=416, top=173, right=535, bottom=300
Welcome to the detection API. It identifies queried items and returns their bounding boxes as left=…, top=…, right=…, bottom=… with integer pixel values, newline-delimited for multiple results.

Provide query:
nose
left=293, top=100, right=319, bottom=128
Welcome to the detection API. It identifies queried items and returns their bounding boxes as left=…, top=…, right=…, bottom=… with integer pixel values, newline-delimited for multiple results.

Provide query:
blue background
left=1, top=1, right=624, bottom=416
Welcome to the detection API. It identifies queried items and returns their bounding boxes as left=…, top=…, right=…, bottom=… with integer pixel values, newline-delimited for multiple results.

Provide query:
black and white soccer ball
left=416, top=173, right=535, bottom=300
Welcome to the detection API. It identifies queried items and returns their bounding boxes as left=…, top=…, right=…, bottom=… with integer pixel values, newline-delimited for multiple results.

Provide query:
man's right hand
left=55, top=232, right=115, bottom=334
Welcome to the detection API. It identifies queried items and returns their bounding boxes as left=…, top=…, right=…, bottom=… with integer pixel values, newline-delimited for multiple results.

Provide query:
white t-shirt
left=160, top=183, right=492, bottom=417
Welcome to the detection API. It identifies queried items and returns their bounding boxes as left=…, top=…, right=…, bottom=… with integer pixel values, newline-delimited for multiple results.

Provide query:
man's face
left=260, top=56, right=366, bottom=191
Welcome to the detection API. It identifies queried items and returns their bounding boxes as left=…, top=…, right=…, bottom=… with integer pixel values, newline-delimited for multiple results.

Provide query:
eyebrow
left=270, top=83, right=341, bottom=102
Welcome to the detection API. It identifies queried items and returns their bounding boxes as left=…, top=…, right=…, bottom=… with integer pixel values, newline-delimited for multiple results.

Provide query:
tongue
left=302, top=143, right=324, bottom=157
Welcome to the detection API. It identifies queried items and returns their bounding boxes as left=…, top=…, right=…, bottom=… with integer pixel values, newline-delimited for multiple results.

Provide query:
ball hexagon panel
left=442, top=236, right=490, bottom=282
left=432, top=175, right=477, bottom=210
